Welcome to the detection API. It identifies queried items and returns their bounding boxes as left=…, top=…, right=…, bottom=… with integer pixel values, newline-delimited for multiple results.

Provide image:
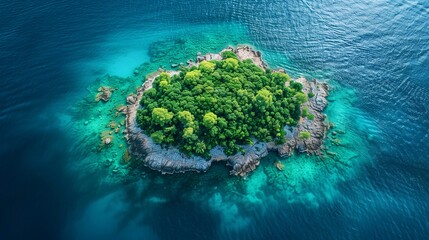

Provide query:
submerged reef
left=125, top=46, right=329, bottom=176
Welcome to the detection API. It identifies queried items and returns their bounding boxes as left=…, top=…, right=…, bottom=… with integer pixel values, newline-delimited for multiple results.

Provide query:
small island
left=125, top=46, right=329, bottom=176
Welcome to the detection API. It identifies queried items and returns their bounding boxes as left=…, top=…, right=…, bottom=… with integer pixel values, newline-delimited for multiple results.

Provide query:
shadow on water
left=60, top=160, right=234, bottom=240
left=0, top=127, right=76, bottom=239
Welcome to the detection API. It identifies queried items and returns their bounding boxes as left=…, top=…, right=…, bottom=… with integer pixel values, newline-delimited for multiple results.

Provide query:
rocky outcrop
left=275, top=78, right=329, bottom=157
left=125, top=46, right=329, bottom=176
left=230, top=45, right=267, bottom=69
left=96, top=86, right=114, bottom=102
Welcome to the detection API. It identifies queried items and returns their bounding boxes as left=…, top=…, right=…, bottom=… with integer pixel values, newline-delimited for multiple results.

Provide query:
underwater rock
left=275, top=161, right=285, bottom=171
left=125, top=46, right=329, bottom=176
left=96, top=86, right=114, bottom=102
left=105, top=137, right=111, bottom=144
left=116, top=106, right=127, bottom=115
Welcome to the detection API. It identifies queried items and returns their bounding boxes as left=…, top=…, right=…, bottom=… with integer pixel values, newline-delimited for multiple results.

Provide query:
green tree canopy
left=221, top=51, right=238, bottom=60
left=199, top=61, right=216, bottom=73
left=177, top=110, right=195, bottom=125
left=254, top=88, right=273, bottom=109
left=222, top=58, right=239, bottom=71
left=151, top=131, right=165, bottom=143
left=202, top=112, right=218, bottom=128
left=294, top=92, right=308, bottom=104
left=152, top=107, right=174, bottom=126
left=137, top=54, right=306, bottom=157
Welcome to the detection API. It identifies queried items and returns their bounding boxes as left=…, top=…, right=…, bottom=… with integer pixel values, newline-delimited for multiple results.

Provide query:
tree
left=152, top=108, right=174, bottom=126
left=184, top=70, right=202, bottom=84
left=221, top=51, right=238, bottom=60
left=151, top=131, right=165, bottom=143
left=301, top=107, right=309, bottom=117
left=271, top=72, right=291, bottom=85
left=159, top=72, right=171, bottom=82
left=202, top=112, right=217, bottom=128
left=159, top=80, right=169, bottom=88
left=299, top=131, right=311, bottom=140
left=195, top=142, right=207, bottom=154
left=254, top=88, right=273, bottom=110
left=199, top=61, right=216, bottom=73
left=290, top=81, right=303, bottom=91
left=177, top=111, right=195, bottom=125
left=222, top=58, right=239, bottom=71
left=183, top=127, right=194, bottom=139
left=294, top=92, right=308, bottom=104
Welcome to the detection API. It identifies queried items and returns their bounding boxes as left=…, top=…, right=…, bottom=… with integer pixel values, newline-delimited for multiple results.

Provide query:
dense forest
left=136, top=51, right=308, bottom=157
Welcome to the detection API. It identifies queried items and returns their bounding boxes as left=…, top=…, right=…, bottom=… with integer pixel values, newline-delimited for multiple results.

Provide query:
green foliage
left=301, top=107, right=309, bottom=117
left=136, top=56, right=306, bottom=157
left=254, top=88, right=273, bottom=110
left=271, top=72, right=291, bottom=85
left=222, top=58, right=239, bottom=71
left=199, top=61, right=216, bottom=73
left=301, top=107, right=315, bottom=120
left=195, top=142, right=207, bottom=154
left=221, top=51, right=238, bottom=60
left=290, top=81, right=303, bottom=91
left=308, top=92, right=315, bottom=98
left=159, top=72, right=171, bottom=82
left=202, top=112, right=218, bottom=128
left=151, top=131, right=165, bottom=143
left=152, top=108, right=174, bottom=126
left=294, top=92, right=308, bottom=104
left=184, top=70, right=202, bottom=84
left=177, top=110, right=195, bottom=125
left=299, top=131, right=311, bottom=140
left=182, top=127, right=194, bottom=138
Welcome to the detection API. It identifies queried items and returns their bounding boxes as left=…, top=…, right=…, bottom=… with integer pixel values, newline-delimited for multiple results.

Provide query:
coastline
left=125, top=45, right=329, bottom=176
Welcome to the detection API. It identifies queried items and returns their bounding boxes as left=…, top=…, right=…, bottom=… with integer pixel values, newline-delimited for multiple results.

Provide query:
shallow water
left=1, top=0, right=428, bottom=239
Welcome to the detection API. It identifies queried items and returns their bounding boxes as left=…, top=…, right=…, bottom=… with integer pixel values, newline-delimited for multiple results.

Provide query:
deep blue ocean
left=1, top=0, right=429, bottom=239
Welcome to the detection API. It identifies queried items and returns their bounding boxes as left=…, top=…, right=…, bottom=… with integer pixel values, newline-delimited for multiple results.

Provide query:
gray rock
left=126, top=95, right=137, bottom=105
left=196, top=55, right=205, bottom=63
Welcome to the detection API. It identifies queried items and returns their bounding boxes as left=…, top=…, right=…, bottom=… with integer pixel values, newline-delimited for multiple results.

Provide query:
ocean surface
left=1, top=0, right=429, bottom=239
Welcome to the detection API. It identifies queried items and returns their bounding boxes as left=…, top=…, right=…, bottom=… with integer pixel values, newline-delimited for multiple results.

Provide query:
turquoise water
left=1, top=0, right=428, bottom=239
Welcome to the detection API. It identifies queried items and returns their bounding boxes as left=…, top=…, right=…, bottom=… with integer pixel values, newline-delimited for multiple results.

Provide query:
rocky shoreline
left=125, top=45, right=329, bottom=176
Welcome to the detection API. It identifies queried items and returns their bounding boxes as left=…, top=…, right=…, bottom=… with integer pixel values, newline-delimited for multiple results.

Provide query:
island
left=124, top=45, right=329, bottom=176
